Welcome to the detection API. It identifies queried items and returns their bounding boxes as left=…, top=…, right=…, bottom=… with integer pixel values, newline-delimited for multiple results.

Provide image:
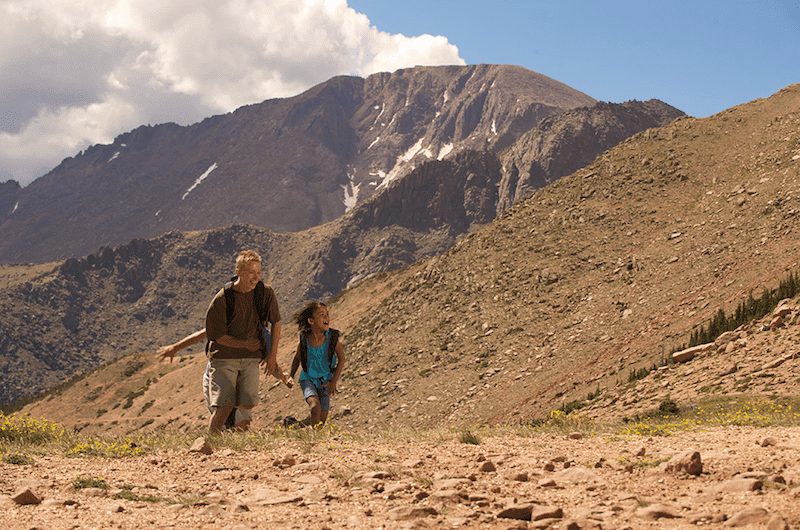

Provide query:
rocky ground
left=578, top=299, right=800, bottom=424
left=3, top=425, right=800, bottom=529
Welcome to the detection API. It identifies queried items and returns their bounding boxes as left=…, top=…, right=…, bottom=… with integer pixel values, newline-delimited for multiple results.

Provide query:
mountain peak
left=0, top=64, right=596, bottom=265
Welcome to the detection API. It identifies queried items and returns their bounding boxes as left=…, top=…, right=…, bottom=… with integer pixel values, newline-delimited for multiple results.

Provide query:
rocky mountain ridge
left=9, top=84, right=800, bottom=437
left=0, top=64, right=598, bottom=264
left=0, top=147, right=506, bottom=405
left=497, top=99, right=686, bottom=213
left=0, top=99, right=681, bottom=405
left=0, top=65, right=683, bottom=266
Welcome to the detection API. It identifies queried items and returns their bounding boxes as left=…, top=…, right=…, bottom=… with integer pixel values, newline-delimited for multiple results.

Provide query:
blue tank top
left=298, top=330, right=333, bottom=383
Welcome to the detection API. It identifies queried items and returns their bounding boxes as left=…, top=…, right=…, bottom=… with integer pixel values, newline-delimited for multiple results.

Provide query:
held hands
left=262, top=359, right=293, bottom=388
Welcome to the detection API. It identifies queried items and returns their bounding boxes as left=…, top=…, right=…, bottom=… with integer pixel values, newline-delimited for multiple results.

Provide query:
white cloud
left=0, top=0, right=464, bottom=186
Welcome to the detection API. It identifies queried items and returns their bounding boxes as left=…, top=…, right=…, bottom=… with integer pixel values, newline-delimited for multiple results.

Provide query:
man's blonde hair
left=235, top=250, right=262, bottom=272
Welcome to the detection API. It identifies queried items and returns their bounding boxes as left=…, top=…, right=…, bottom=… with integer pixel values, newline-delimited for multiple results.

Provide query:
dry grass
left=5, top=395, right=800, bottom=462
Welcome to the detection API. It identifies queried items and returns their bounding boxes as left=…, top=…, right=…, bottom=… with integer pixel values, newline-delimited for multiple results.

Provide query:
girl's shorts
left=300, top=379, right=331, bottom=411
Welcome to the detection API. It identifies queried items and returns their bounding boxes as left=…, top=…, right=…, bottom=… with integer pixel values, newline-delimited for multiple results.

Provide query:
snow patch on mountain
left=438, top=143, right=454, bottom=160
left=379, top=138, right=429, bottom=190
left=369, top=170, right=385, bottom=186
left=342, top=170, right=361, bottom=211
left=182, top=163, right=217, bottom=200
left=373, top=103, right=385, bottom=125
left=107, top=144, right=126, bottom=163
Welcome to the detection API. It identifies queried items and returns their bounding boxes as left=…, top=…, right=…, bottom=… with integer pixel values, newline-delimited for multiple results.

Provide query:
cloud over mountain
left=0, top=0, right=464, bottom=186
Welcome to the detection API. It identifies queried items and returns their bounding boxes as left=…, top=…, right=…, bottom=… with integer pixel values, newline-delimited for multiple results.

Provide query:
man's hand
left=261, top=353, right=278, bottom=378
left=266, top=364, right=293, bottom=388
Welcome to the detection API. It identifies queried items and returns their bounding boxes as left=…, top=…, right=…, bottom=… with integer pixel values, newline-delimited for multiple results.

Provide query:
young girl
left=285, top=301, right=346, bottom=428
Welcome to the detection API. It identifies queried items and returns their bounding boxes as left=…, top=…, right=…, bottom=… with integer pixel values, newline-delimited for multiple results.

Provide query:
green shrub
left=72, top=475, right=109, bottom=490
left=3, top=452, right=36, bottom=465
left=559, top=399, right=587, bottom=415
left=659, top=398, right=680, bottom=416
left=458, top=430, right=481, bottom=445
left=628, top=366, right=653, bottom=383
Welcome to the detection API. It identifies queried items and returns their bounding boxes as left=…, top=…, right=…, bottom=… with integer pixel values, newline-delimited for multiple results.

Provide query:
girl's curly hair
left=293, top=301, right=326, bottom=335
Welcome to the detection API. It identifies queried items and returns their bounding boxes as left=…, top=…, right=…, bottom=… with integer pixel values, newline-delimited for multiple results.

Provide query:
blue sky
left=348, top=0, right=800, bottom=118
left=2, top=0, right=799, bottom=187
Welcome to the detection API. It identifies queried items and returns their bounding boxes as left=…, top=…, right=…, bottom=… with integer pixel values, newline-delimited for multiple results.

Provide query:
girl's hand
left=326, top=379, right=338, bottom=395
left=285, top=377, right=294, bottom=389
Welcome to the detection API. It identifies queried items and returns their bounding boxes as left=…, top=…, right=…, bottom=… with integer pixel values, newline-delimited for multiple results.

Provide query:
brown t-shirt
left=205, top=284, right=280, bottom=361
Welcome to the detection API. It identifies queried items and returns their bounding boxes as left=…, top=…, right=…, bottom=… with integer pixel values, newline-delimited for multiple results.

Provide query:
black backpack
left=207, top=277, right=271, bottom=359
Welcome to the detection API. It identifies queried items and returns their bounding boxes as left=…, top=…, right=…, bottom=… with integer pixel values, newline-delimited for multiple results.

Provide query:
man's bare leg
left=233, top=406, right=253, bottom=431
left=210, top=406, right=234, bottom=434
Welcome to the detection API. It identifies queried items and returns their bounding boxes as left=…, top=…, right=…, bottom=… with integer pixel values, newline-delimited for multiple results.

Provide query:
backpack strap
left=252, top=281, right=269, bottom=359
left=327, top=329, right=340, bottom=370
left=223, top=279, right=236, bottom=327
left=298, top=334, right=309, bottom=375
left=253, top=281, right=267, bottom=324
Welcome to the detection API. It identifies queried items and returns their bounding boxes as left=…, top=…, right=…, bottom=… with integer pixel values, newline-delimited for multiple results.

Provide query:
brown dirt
left=2, top=426, right=799, bottom=529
